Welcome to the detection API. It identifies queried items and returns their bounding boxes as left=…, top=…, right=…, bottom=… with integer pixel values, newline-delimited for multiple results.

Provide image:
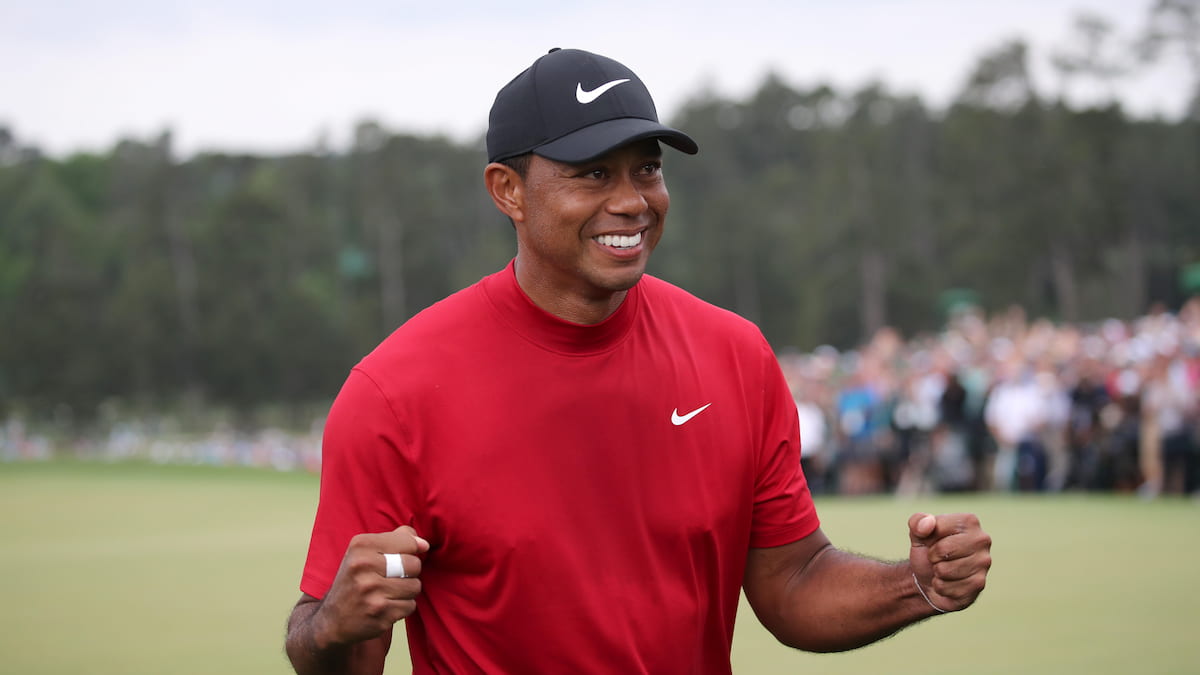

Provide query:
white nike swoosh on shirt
left=576, top=79, right=631, bottom=104
left=671, top=403, right=712, bottom=426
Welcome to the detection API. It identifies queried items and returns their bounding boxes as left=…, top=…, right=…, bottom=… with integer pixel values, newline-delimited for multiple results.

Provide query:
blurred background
left=2, top=2, right=1199, bottom=674
left=1, top=0, right=1198, bottom=494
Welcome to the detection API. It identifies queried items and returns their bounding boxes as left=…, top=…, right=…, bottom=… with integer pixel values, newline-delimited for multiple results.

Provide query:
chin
left=584, top=251, right=652, bottom=293
left=605, top=269, right=646, bottom=292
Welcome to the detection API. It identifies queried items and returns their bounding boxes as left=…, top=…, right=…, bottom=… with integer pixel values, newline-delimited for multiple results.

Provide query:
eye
left=637, top=161, right=662, bottom=176
left=575, top=167, right=607, bottom=180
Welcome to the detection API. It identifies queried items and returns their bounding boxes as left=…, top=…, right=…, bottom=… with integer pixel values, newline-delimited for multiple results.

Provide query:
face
left=512, top=139, right=669, bottom=321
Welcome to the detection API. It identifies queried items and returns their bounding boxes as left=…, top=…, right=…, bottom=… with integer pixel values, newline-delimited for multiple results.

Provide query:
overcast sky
left=1, top=0, right=1190, bottom=157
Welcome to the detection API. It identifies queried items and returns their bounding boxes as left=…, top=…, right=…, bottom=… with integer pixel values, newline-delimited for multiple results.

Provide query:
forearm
left=762, top=546, right=939, bottom=652
left=285, top=600, right=388, bottom=675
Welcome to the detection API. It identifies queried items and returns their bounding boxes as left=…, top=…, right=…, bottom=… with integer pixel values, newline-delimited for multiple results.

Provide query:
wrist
left=307, top=603, right=345, bottom=652
left=911, top=571, right=948, bottom=615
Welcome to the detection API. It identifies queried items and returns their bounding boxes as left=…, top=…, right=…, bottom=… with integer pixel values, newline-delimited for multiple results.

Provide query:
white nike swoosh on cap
left=576, top=79, right=631, bottom=104
left=671, top=403, right=712, bottom=426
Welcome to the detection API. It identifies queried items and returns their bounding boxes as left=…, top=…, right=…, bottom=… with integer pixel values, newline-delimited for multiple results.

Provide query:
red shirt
left=301, top=261, right=819, bottom=673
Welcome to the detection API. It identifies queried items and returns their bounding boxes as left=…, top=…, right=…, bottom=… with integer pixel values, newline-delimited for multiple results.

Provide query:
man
left=984, top=358, right=1048, bottom=491
left=285, top=48, right=991, bottom=674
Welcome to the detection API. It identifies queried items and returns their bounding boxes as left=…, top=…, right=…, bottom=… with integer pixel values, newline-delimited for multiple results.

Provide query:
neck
left=513, top=261, right=628, bottom=325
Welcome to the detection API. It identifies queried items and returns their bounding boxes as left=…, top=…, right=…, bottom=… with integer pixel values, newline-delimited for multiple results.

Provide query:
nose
left=605, top=173, right=648, bottom=216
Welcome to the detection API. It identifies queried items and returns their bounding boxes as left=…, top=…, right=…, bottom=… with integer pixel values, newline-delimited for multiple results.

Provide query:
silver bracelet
left=912, top=572, right=948, bottom=614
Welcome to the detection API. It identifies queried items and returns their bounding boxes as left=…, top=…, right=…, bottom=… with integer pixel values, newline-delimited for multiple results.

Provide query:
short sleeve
left=749, top=341, right=820, bottom=548
left=300, top=368, right=421, bottom=599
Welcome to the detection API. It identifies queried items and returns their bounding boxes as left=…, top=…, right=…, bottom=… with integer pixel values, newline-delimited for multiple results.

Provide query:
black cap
left=487, top=48, right=699, bottom=164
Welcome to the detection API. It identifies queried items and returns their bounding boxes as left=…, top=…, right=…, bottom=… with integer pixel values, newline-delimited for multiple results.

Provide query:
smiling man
left=285, top=48, right=991, bottom=675
left=490, top=137, right=668, bottom=324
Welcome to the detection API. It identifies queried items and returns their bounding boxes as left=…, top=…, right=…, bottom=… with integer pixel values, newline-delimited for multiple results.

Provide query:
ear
left=484, top=163, right=526, bottom=223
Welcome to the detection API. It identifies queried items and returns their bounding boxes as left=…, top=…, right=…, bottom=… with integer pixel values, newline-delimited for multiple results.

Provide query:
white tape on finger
left=384, top=553, right=407, bottom=579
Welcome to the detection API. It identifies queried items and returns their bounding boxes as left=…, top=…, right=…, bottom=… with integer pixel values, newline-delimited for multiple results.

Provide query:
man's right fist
left=313, top=525, right=431, bottom=647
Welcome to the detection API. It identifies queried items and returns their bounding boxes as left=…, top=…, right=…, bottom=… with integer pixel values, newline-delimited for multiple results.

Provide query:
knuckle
left=377, top=598, right=413, bottom=624
left=931, top=560, right=950, bottom=578
left=363, top=595, right=389, bottom=618
left=929, top=576, right=948, bottom=596
left=348, top=553, right=377, bottom=576
left=398, top=599, right=417, bottom=618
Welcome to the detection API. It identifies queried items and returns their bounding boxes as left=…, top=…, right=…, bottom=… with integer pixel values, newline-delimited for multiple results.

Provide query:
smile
left=593, top=232, right=643, bottom=249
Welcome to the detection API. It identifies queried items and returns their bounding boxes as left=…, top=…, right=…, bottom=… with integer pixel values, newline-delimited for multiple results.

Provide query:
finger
left=931, top=555, right=985, bottom=582
left=908, top=512, right=937, bottom=545
left=383, top=552, right=407, bottom=578
left=928, top=536, right=971, bottom=563
left=372, top=572, right=423, bottom=604
left=918, top=513, right=985, bottom=544
left=928, top=569, right=988, bottom=606
left=361, top=592, right=419, bottom=623
left=395, top=525, right=431, bottom=553
left=351, top=528, right=430, bottom=556
left=380, top=577, right=423, bottom=602
left=381, top=552, right=424, bottom=579
left=929, top=517, right=990, bottom=558
left=935, top=543, right=992, bottom=579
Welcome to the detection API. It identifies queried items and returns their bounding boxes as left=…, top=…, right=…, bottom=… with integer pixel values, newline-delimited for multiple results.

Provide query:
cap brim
left=533, top=117, right=699, bottom=164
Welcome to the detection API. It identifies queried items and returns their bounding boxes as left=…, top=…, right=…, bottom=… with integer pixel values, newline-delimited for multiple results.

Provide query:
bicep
left=304, top=371, right=418, bottom=597
left=743, top=526, right=832, bottom=633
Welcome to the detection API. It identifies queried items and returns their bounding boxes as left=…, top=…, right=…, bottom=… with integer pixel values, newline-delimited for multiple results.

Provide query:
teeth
left=595, top=232, right=642, bottom=248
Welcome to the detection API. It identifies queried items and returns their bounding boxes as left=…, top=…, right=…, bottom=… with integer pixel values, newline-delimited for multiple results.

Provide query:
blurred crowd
left=0, top=415, right=324, bottom=473
left=784, top=298, right=1200, bottom=498
left=3, top=298, right=1198, bottom=499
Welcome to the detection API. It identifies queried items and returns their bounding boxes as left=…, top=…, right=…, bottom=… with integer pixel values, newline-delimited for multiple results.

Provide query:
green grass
left=1, top=460, right=1196, bottom=674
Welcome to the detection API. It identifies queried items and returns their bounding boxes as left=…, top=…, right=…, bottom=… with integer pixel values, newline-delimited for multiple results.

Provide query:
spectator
left=932, top=370, right=975, bottom=493
left=984, top=359, right=1049, bottom=491
left=1066, top=356, right=1112, bottom=490
left=1141, top=349, right=1198, bottom=496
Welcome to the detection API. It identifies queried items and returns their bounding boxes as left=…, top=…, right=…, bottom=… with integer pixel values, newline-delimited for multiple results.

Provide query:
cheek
left=648, top=184, right=670, bottom=218
left=645, top=227, right=665, bottom=252
left=531, top=189, right=592, bottom=231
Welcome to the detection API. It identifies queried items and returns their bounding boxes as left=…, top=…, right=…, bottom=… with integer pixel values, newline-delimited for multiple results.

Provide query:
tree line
left=1, top=3, right=1198, bottom=422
